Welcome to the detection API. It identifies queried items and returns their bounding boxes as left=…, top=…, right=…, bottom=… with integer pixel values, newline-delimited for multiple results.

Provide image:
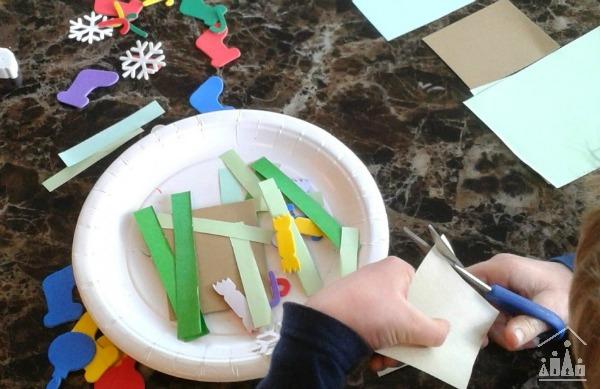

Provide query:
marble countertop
left=1, top=0, right=598, bottom=387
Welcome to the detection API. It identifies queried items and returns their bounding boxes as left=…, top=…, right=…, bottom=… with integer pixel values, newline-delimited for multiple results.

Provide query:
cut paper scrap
left=339, top=227, right=359, bottom=277
left=195, top=27, right=241, bottom=68
left=259, top=179, right=322, bottom=295
left=220, top=150, right=267, bottom=211
left=84, top=336, right=120, bottom=383
left=57, top=69, right=119, bottom=109
left=213, top=278, right=254, bottom=332
left=273, top=215, right=301, bottom=272
left=353, top=0, right=474, bottom=41
left=94, top=356, right=144, bottom=389
left=423, top=0, right=559, bottom=89
left=58, top=100, right=164, bottom=167
left=157, top=213, right=273, bottom=244
left=268, top=271, right=281, bottom=307
left=219, top=167, right=246, bottom=204
left=230, top=237, right=272, bottom=328
left=42, top=265, right=83, bottom=328
left=294, top=217, right=323, bottom=238
left=134, top=206, right=177, bottom=312
left=252, top=157, right=342, bottom=249
left=47, top=332, right=96, bottom=389
left=171, top=192, right=209, bottom=340
left=378, top=248, right=498, bottom=389
left=251, top=324, right=281, bottom=356
left=163, top=200, right=271, bottom=314
left=179, top=0, right=227, bottom=33
left=189, top=75, right=234, bottom=114
left=464, top=26, right=600, bottom=188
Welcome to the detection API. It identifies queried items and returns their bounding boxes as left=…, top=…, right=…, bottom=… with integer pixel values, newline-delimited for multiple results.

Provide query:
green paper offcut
left=252, top=157, right=342, bottom=249
left=133, top=206, right=177, bottom=312
left=59, top=101, right=165, bottom=167
left=171, top=192, right=209, bottom=341
left=220, top=150, right=268, bottom=211
left=42, top=128, right=143, bottom=192
left=156, top=213, right=274, bottom=244
left=340, top=227, right=359, bottom=277
left=219, top=168, right=247, bottom=204
left=229, top=237, right=272, bottom=328
left=259, top=179, right=323, bottom=295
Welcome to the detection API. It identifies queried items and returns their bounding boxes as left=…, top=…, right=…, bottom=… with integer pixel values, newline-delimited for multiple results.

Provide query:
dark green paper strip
left=133, top=206, right=177, bottom=312
left=251, top=157, right=343, bottom=249
left=172, top=192, right=209, bottom=341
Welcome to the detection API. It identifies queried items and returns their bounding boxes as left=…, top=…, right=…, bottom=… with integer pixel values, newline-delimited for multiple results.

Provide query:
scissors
left=404, top=225, right=566, bottom=337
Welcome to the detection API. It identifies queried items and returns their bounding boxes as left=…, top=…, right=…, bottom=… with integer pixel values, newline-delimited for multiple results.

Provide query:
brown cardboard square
left=423, top=0, right=559, bottom=89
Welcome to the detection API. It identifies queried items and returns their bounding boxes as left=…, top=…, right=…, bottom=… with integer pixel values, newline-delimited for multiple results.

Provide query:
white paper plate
left=72, top=109, right=389, bottom=382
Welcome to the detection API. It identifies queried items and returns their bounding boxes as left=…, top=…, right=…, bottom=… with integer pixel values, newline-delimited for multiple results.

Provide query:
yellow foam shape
left=294, top=217, right=323, bottom=237
left=142, top=0, right=162, bottom=6
left=84, top=335, right=121, bottom=383
left=273, top=215, right=300, bottom=272
left=72, top=312, right=97, bottom=338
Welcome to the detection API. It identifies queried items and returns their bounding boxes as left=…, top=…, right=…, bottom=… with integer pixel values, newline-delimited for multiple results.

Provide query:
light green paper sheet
left=229, top=237, right=272, bottom=328
left=259, top=179, right=323, bottom=295
left=59, top=101, right=165, bottom=167
left=219, top=168, right=246, bottom=204
left=339, top=227, right=359, bottom=277
left=464, top=27, right=600, bottom=188
left=156, top=213, right=274, bottom=244
left=220, top=150, right=267, bottom=211
left=42, top=128, right=143, bottom=192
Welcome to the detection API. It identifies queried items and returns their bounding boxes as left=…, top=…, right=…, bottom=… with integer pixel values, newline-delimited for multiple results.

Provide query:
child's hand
left=468, top=254, right=572, bottom=350
left=306, top=257, right=450, bottom=352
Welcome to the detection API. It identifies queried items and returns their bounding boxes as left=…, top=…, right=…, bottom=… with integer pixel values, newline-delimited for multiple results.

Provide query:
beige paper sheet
left=164, top=200, right=271, bottom=314
left=378, top=248, right=498, bottom=389
left=423, top=0, right=559, bottom=89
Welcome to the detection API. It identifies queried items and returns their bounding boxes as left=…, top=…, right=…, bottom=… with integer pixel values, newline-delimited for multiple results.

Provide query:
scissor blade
left=427, top=225, right=463, bottom=266
left=403, top=227, right=431, bottom=254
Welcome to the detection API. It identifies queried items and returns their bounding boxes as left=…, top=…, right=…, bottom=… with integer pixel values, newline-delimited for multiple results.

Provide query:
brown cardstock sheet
left=164, top=199, right=271, bottom=314
left=423, top=0, right=559, bottom=89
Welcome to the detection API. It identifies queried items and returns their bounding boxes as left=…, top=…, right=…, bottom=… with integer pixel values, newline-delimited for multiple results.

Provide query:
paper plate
left=72, top=109, right=389, bottom=382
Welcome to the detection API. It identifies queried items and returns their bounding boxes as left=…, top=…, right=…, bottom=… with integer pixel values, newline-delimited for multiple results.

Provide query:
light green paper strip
left=220, top=150, right=267, bottom=211
left=172, top=192, right=209, bottom=341
left=219, top=168, right=247, bottom=203
left=259, top=179, right=322, bottom=295
left=133, top=206, right=177, bottom=312
left=230, top=237, right=272, bottom=328
left=156, top=213, right=274, bottom=244
left=42, top=128, right=143, bottom=192
left=340, top=227, right=359, bottom=277
left=59, top=101, right=165, bottom=167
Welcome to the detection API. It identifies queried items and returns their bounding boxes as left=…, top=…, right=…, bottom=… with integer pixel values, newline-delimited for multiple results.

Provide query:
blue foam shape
left=189, top=76, right=234, bottom=114
left=47, top=332, right=96, bottom=389
left=42, top=266, right=83, bottom=328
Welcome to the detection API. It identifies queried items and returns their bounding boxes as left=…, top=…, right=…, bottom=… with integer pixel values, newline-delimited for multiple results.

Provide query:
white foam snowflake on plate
left=68, top=11, right=113, bottom=44
left=119, top=41, right=166, bottom=80
left=251, top=323, right=281, bottom=356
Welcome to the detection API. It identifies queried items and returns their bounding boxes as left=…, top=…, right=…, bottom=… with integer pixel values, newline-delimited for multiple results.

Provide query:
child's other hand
left=306, top=257, right=450, bottom=352
left=468, top=254, right=572, bottom=350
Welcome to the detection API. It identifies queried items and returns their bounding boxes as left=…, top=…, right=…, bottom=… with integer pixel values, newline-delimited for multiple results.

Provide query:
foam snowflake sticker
left=119, top=41, right=166, bottom=80
left=68, top=11, right=113, bottom=44
left=251, top=323, right=281, bottom=356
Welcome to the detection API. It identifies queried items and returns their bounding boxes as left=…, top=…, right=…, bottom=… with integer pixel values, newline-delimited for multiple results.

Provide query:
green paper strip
left=219, top=168, right=246, bottom=204
left=252, top=157, right=342, bottom=249
left=172, top=192, right=209, bottom=341
left=340, top=227, right=359, bottom=276
left=133, top=206, right=177, bottom=312
left=259, top=179, right=323, bottom=295
left=156, top=213, right=274, bottom=244
left=229, top=237, right=272, bottom=328
left=42, top=128, right=143, bottom=192
left=59, top=101, right=165, bottom=167
left=220, top=150, right=267, bottom=211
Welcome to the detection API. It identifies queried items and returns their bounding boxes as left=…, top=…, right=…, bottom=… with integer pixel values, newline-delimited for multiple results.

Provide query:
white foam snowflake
left=251, top=323, right=281, bottom=356
left=119, top=41, right=166, bottom=80
left=68, top=11, right=113, bottom=44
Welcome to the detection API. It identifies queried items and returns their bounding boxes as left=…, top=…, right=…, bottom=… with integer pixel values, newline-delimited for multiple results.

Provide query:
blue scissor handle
left=486, top=284, right=566, bottom=337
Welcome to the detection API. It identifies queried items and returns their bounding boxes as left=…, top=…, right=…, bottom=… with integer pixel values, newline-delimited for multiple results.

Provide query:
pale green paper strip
left=230, top=237, right=272, bottom=328
left=340, top=227, right=359, bottom=277
left=220, top=150, right=267, bottom=211
left=157, top=213, right=273, bottom=244
left=59, top=101, right=165, bottom=167
left=259, top=179, right=322, bottom=295
left=219, top=168, right=246, bottom=204
left=42, top=128, right=143, bottom=192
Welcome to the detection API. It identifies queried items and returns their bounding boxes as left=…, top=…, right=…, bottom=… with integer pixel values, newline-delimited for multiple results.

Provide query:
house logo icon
left=537, top=326, right=587, bottom=382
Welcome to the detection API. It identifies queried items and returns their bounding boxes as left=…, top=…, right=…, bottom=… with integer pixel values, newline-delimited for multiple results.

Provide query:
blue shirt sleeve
left=550, top=253, right=575, bottom=271
left=257, top=302, right=371, bottom=389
